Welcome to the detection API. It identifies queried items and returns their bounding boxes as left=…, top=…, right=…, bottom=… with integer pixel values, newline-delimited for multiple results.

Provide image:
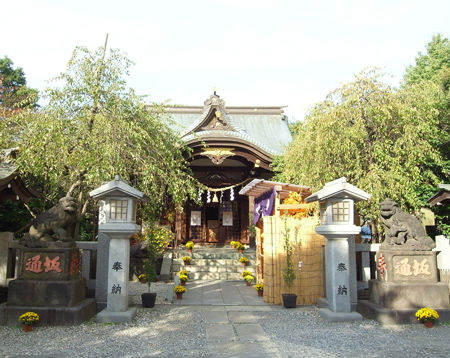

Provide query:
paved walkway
left=135, top=280, right=306, bottom=357
left=172, top=280, right=269, bottom=306
left=175, top=281, right=279, bottom=357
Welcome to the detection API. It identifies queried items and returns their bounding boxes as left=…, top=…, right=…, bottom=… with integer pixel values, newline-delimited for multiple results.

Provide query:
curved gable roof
left=167, top=93, right=292, bottom=156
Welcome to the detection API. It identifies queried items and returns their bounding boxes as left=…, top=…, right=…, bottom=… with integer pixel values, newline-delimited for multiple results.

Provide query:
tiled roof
left=166, top=96, right=292, bottom=156
left=0, top=162, right=17, bottom=181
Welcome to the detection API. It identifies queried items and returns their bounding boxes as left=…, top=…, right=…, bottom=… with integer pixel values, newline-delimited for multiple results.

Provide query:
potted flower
left=281, top=221, right=297, bottom=308
left=230, top=241, right=237, bottom=249
left=18, top=311, right=39, bottom=331
left=239, top=257, right=249, bottom=266
left=254, top=283, right=264, bottom=297
left=179, top=274, right=189, bottom=286
left=235, top=242, right=245, bottom=253
left=185, top=241, right=194, bottom=253
left=178, top=269, right=189, bottom=278
left=415, top=307, right=439, bottom=327
left=182, top=256, right=192, bottom=266
left=242, top=270, right=252, bottom=278
left=174, top=285, right=187, bottom=299
left=244, top=274, right=254, bottom=286
left=141, top=257, right=157, bottom=308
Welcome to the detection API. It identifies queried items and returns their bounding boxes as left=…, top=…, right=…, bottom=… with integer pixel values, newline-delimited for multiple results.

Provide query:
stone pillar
left=348, top=236, right=357, bottom=310
left=0, top=232, right=12, bottom=287
left=95, top=233, right=110, bottom=310
left=106, top=237, right=130, bottom=312
left=325, top=237, right=351, bottom=312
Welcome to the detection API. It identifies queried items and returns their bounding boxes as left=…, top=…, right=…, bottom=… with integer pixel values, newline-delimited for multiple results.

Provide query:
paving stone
left=234, top=323, right=269, bottom=341
left=227, top=311, right=256, bottom=323
left=204, top=311, right=229, bottom=324
left=207, top=341, right=280, bottom=358
left=206, top=323, right=236, bottom=342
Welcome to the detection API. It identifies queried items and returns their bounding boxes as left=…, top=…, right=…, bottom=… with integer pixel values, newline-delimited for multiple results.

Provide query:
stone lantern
left=306, top=177, right=370, bottom=321
left=89, top=175, right=144, bottom=323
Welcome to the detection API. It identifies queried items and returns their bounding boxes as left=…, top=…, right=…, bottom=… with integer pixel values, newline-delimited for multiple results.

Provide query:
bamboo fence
left=261, top=215, right=325, bottom=305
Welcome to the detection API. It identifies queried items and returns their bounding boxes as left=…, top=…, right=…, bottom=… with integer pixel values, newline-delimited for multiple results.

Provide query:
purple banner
left=253, top=188, right=276, bottom=224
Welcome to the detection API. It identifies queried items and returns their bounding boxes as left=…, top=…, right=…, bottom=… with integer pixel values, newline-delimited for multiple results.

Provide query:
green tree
left=404, top=35, right=450, bottom=237
left=3, top=44, right=197, bottom=235
left=274, top=69, right=448, bottom=239
left=0, top=56, right=38, bottom=115
left=404, top=34, right=450, bottom=85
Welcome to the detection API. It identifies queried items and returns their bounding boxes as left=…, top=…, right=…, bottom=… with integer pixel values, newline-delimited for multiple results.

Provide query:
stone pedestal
left=358, top=249, right=450, bottom=324
left=95, top=233, right=136, bottom=323
left=1, top=246, right=96, bottom=326
left=369, top=280, right=449, bottom=309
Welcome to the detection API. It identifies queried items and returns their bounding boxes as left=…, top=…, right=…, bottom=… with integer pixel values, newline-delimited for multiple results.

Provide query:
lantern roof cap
left=305, top=177, right=370, bottom=203
left=89, top=175, right=144, bottom=200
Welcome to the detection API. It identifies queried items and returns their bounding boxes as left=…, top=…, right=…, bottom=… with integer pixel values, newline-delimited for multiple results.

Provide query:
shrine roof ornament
left=201, top=147, right=235, bottom=165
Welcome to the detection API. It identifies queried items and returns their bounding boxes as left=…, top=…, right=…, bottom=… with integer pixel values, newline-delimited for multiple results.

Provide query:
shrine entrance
left=168, top=92, right=293, bottom=248
left=187, top=196, right=248, bottom=245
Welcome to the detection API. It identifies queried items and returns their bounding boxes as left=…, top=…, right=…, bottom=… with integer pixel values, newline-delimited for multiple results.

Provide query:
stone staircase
left=172, top=247, right=256, bottom=280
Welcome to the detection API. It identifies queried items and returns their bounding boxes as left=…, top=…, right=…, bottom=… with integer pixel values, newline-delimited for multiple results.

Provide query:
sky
left=2, top=0, right=449, bottom=121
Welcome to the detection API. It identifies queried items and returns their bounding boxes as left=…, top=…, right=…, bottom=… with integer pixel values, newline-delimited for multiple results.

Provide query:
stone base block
left=0, top=286, right=7, bottom=304
left=319, top=308, right=363, bottom=322
left=316, top=297, right=358, bottom=311
left=317, top=297, right=328, bottom=308
left=96, top=306, right=137, bottom=323
left=18, top=247, right=80, bottom=281
left=0, top=298, right=96, bottom=326
left=369, top=279, right=450, bottom=309
left=7, top=278, right=86, bottom=307
left=358, top=299, right=450, bottom=325
left=378, top=250, right=438, bottom=283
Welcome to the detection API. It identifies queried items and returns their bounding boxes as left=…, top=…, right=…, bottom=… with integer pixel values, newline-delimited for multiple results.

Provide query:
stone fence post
left=0, top=232, right=13, bottom=287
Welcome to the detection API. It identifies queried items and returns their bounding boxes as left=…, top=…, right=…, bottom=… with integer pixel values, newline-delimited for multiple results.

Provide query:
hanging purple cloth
left=253, top=187, right=276, bottom=224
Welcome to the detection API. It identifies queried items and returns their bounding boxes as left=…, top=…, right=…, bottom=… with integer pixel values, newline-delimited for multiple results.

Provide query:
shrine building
left=167, top=92, right=293, bottom=246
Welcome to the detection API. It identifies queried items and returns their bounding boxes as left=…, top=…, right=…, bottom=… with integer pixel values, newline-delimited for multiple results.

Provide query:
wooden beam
left=277, top=204, right=310, bottom=210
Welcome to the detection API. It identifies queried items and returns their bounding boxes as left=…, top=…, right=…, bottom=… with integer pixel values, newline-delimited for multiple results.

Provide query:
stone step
left=174, top=258, right=255, bottom=266
left=177, top=250, right=256, bottom=260
left=187, top=272, right=255, bottom=281
left=173, top=264, right=254, bottom=274
left=172, top=247, right=257, bottom=281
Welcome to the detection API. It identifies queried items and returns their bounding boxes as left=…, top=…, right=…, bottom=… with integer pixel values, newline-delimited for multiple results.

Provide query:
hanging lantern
left=212, top=192, right=219, bottom=203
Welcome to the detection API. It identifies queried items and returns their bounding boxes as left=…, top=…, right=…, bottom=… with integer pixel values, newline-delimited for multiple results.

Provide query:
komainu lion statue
left=22, top=196, right=78, bottom=247
left=380, top=198, right=435, bottom=250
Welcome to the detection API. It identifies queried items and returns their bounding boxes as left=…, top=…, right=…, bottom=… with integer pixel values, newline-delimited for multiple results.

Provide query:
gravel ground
left=1, top=306, right=207, bottom=358
left=1, top=304, right=450, bottom=357
left=258, top=308, right=450, bottom=358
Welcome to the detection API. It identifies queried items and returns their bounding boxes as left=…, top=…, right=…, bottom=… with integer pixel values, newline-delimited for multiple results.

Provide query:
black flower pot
left=141, top=292, right=157, bottom=308
left=282, top=293, right=297, bottom=308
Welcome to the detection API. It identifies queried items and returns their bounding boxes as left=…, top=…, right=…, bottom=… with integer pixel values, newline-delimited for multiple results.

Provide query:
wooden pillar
left=175, top=209, right=183, bottom=247
left=274, top=185, right=282, bottom=217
